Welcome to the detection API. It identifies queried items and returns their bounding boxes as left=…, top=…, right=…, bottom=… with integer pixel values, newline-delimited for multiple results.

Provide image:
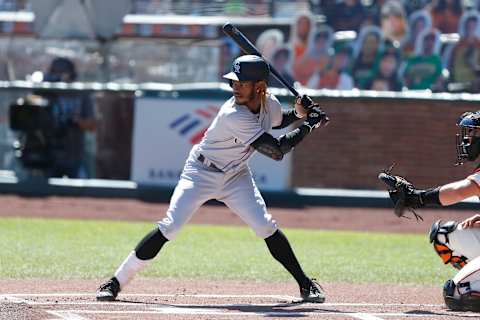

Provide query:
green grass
left=0, top=217, right=455, bottom=285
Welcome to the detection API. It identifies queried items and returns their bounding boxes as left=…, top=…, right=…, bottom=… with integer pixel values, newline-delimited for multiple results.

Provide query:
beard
left=234, top=90, right=257, bottom=106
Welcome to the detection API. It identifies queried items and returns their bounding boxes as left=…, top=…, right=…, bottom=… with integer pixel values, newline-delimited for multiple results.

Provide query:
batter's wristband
left=294, top=109, right=303, bottom=118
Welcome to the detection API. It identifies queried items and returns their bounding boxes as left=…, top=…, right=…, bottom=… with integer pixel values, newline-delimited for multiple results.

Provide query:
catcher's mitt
left=378, top=166, right=424, bottom=221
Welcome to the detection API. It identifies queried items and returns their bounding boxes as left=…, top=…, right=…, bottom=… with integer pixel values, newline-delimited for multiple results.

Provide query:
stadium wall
left=73, top=88, right=480, bottom=190
left=293, top=93, right=479, bottom=190
left=1, top=84, right=479, bottom=192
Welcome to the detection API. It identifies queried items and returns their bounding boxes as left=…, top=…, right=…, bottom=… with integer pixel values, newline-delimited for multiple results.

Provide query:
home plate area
left=2, top=292, right=479, bottom=320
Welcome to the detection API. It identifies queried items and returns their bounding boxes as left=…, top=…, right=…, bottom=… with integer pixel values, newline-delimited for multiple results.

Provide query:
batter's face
left=231, top=80, right=260, bottom=108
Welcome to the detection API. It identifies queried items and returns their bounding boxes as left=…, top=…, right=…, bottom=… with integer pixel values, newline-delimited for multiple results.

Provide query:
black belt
left=197, top=154, right=222, bottom=172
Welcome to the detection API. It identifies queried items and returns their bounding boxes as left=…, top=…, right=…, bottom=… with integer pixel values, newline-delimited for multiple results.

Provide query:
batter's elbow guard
left=251, top=133, right=284, bottom=160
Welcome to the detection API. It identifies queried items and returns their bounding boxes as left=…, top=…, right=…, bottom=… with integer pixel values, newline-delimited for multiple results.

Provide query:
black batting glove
left=299, top=94, right=316, bottom=110
left=303, top=106, right=329, bottom=132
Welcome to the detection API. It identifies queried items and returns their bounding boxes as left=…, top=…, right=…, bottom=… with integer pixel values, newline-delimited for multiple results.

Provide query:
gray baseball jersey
left=191, top=94, right=283, bottom=172
left=158, top=94, right=283, bottom=240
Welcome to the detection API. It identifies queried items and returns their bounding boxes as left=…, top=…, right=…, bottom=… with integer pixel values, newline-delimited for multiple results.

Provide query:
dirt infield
left=0, top=279, right=476, bottom=320
left=1, top=195, right=479, bottom=319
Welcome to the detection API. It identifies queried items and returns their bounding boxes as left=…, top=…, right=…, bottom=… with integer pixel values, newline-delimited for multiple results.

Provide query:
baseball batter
left=379, top=110, right=480, bottom=312
left=96, top=55, right=329, bottom=302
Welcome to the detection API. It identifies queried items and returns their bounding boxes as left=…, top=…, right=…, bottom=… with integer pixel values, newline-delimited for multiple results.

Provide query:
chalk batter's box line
left=2, top=294, right=468, bottom=320
left=1, top=293, right=444, bottom=307
left=45, top=308, right=479, bottom=319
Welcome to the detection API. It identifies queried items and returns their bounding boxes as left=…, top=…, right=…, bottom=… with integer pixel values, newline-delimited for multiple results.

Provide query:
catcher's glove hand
left=378, top=166, right=424, bottom=221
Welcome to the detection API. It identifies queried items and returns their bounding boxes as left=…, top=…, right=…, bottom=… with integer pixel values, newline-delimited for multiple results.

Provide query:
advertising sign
left=131, top=96, right=291, bottom=191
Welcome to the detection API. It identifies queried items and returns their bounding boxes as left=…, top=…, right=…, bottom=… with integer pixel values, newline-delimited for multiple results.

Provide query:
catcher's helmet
left=223, top=55, right=269, bottom=82
left=456, top=111, right=480, bottom=164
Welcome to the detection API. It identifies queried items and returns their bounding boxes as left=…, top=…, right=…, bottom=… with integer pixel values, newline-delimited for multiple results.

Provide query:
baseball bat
left=222, top=22, right=300, bottom=98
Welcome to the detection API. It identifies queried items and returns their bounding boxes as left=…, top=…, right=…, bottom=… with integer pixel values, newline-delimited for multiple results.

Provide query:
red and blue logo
left=169, top=105, right=219, bottom=144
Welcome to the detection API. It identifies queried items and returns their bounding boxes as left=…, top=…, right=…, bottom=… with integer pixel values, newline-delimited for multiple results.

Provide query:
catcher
left=378, top=110, right=480, bottom=312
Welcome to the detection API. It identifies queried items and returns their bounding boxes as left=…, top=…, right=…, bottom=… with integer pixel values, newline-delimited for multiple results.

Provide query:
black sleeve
left=250, top=125, right=311, bottom=160
left=272, top=109, right=303, bottom=129
left=250, top=133, right=284, bottom=161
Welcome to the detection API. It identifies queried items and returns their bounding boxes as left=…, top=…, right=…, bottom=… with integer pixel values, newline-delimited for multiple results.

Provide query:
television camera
left=9, top=94, right=55, bottom=173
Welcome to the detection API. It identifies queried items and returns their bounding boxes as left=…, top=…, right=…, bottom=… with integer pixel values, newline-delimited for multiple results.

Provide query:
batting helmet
left=223, top=55, right=269, bottom=82
left=456, top=111, right=480, bottom=164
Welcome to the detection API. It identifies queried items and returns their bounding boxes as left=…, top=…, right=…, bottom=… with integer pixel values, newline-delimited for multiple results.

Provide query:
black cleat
left=300, top=278, right=326, bottom=303
left=96, top=277, right=120, bottom=301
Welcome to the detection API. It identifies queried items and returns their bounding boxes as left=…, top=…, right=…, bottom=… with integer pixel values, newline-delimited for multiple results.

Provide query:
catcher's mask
left=223, top=55, right=270, bottom=82
left=456, top=111, right=480, bottom=165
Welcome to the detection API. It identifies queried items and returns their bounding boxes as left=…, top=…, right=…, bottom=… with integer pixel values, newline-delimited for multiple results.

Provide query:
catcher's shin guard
left=443, top=279, right=480, bottom=312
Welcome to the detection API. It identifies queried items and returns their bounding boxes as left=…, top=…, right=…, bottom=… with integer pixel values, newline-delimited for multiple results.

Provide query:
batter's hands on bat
left=378, top=166, right=424, bottom=222
left=294, top=95, right=315, bottom=117
left=303, top=106, right=329, bottom=132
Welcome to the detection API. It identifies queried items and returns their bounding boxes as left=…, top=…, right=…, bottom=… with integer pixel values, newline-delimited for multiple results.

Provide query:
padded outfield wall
left=0, top=83, right=478, bottom=192
left=291, top=91, right=479, bottom=190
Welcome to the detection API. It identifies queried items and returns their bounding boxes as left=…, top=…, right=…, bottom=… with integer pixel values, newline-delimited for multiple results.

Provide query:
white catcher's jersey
left=190, top=94, right=283, bottom=172
left=448, top=226, right=480, bottom=261
left=445, top=225, right=480, bottom=298
left=447, top=171, right=480, bottom=260
left=434, top=172, right=480, bottom=300
left=467, top=171, right=480, bottom=189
